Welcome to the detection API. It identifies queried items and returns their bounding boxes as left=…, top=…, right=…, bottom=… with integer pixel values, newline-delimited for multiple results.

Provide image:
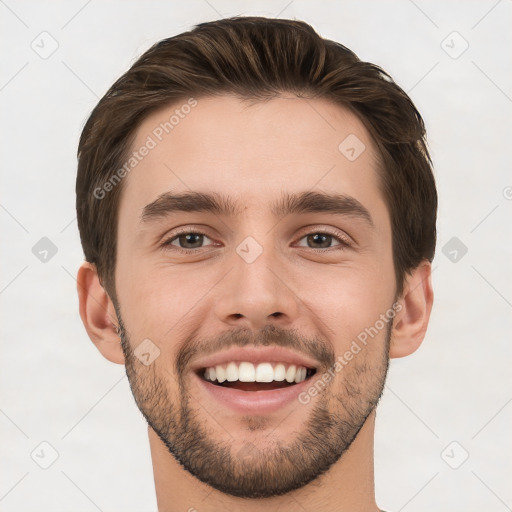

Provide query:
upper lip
left=191, top=346, right=320, bottom=372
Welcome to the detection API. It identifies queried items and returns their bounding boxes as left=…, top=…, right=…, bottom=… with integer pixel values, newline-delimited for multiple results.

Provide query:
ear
left=76, top=261, right=125, bottom=364
left=390, top=260, right=434, bottom=358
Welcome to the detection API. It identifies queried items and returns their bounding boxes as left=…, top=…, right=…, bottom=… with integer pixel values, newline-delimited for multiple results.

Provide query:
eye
left=162, top=230, right=214, bottom=253
left=161, top=228, right=351, bottom=254
left=295, top=231, right=351, bottom=250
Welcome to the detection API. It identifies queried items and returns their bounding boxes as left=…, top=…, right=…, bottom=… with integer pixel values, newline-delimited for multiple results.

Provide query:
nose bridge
left=214, top=229, right=298, bottom=328
left=237, top=233, right=278, bottom=295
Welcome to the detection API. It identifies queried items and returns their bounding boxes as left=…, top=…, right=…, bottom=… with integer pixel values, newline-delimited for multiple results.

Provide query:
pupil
left=181, top=233, right=202, bottom=248
left=309, top=233, right=330, bottom=248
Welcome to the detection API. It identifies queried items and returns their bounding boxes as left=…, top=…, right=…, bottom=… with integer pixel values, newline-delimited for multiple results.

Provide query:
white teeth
left=226, top=362, right=238, bottom=382
left=274, top=363, right=286, bottom=381
left=285, top=364, right=296, bottom=383
left=294, top=367, right=306, bottom=383
left=255, top=362, right=274, bottom=382
left=239, top=362, right=256, bottom=382
left=202, top=362, right=311, bottom=384
left=215, top=365, right=227, bottom=383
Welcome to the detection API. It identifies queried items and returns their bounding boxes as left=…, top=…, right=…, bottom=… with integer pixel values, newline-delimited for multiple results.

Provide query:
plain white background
left=1, top=1, right=511, bottom=511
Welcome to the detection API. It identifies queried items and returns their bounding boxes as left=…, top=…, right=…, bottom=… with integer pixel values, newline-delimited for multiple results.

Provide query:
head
left=76, top=16, right=436, bottom=499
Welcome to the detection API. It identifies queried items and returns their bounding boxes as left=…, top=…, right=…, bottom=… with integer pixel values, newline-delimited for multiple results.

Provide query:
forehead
left=117, top=94, right=387, bottom=227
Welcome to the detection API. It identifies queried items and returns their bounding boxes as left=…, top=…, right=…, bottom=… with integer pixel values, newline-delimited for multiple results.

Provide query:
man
left=76, top=16, right=436, bottom=512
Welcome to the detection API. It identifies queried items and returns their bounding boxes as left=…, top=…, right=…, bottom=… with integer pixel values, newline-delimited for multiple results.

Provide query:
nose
left=213, top=240, right=300, bottom=331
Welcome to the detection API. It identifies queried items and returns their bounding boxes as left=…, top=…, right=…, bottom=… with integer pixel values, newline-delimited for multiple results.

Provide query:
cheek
left=117, top=263, right=211, bottom=345
left=300, top=263, right=394, bottom=354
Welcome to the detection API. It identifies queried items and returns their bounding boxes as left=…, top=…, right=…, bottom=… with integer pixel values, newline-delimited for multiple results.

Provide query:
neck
left=149, top=411, right=379, bottom=512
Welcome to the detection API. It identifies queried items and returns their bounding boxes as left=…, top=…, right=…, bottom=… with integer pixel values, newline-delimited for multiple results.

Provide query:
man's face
left=113, top=94, right=396, bottom=498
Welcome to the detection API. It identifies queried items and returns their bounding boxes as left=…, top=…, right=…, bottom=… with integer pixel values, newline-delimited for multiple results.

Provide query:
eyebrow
left=140, top=190, right=375, bottom=229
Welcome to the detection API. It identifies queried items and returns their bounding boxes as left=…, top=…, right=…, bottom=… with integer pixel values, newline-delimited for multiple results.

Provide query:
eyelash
left=161, top=227, right=352, bottom=254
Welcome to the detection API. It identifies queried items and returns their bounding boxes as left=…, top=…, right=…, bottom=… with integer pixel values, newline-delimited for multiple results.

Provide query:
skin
left=77, top=94, right=433, bottom=512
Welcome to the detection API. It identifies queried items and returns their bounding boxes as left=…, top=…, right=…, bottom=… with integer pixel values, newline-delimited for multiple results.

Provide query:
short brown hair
left=76, top=16, right=437, bottom=303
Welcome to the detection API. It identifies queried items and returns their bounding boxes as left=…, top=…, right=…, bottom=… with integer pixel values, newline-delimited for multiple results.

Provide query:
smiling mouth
left=196, top=365, right=317, bottom=392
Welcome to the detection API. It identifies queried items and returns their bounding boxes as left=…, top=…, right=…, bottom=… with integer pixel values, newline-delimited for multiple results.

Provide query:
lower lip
left=193, top=372, right=314, bottom=415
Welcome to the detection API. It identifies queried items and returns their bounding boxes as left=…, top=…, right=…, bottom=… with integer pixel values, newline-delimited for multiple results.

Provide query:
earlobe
left=390, top=261, right=434, bottom=359
left=76, top=262, right=125, bottom=365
